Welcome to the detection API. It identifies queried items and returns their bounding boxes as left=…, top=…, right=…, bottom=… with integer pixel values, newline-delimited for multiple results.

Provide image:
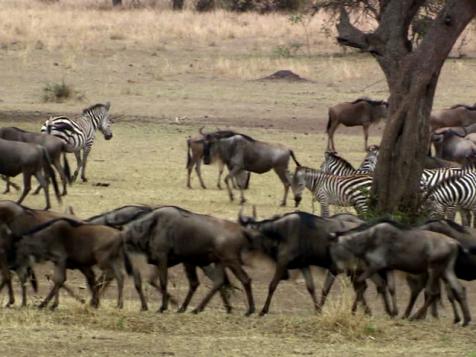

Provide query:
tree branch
left=336, top=7, right=370, bottom=50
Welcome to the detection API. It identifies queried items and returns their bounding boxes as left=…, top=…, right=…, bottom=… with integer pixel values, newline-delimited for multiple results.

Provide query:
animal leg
left=226, top=262, right=255, bottom=316
left=217, top=161, right=225, bottom=189
left=409, top=269, right=440, bottom=321
left=34, top=171, right=51, bottom=210
left=80, top=267, right=99, bottom=308
left=320, top=270, right=337, bottom=307
left=52, top=157, right=68, bottom=196
left=177, top=264, right=199, bottom=313
left=202, top=264, right=233, bottom=313
left=260, top=263, right=287, bottom=316
left=363, top=125, right=370, bottom=152
left=148, top=266, right=178, bottom=306
left=80, top=147, right=91, bottom=182
left=195, top=160, right=206, bottom=189
left=110, top=261, right=125, bottom=309
left=0, top=257, right=14, bottom=307
left=157, top=258, right=169, bottom=313
left=444, top=266, right=471, bottom=326
left=326, top=121, right=339, bottom=152
left=301, top=267, right=321, bottom=312
left=402, top=274, right=426, bottom=319
left=369, top=272, right=394, bottom=317
left=444, top=282, right=461, bottom=324
left=225, top=166, right=246, bottom=204
left=351, top=276, right=371, bottom=315
left=274, top=168, right=291, bottom=207
left=72, top=151, right=82, bottom=182
left=39, top=263, right=66, bottom=309
left=192, top=264, right=226, bottom=314
left=130, top=263, right=148, bottom=311
left=16, top=174, right=32, bottom=206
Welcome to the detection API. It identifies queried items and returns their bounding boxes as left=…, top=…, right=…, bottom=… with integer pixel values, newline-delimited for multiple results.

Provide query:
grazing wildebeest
left=121, top=206, right=255, bottom=315
left=430, top=104, right=476, bottom=131
left=330, top=220, right=471, bottom=326
left=0, top=201, right=86, bottom=306
left=16, top=218, right=131, bottom=310
left=431, top=127, right=476, bottom=164
left=201, top=130, right=300, bottom=205
left=326, top=97, right=388, bottom=152
left=41, top=102, right=113, bottom=182
left=186, top=129, right=250, bottom=190
left=0, top=139, right=61, bottom=210
left=0, top=127, right=72, bottom=195
left=238, top=209, right=396, bottom=316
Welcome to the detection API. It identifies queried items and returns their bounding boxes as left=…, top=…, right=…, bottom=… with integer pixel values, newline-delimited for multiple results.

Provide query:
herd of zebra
left=1, top=99, right=476, bottom=327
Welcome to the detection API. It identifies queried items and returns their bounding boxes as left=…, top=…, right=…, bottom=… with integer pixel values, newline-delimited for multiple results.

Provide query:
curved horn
left=252, top=205, right=257, bottom=219
left=199, top=127, right=207, bottom=135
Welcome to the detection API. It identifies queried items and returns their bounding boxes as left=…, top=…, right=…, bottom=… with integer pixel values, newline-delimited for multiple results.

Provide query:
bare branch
left=336, top=7, right=369, bottom=50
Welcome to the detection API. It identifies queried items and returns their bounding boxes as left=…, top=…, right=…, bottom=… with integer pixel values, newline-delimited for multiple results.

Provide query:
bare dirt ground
left=1, top=2, right=476, bottom=356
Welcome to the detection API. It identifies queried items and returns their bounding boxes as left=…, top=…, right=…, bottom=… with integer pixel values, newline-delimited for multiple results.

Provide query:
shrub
left=42, top=81, right=73, bottom=102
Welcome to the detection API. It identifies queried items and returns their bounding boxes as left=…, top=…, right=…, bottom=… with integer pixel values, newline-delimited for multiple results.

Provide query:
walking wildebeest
left=430, top=104, right=476, bottom=131
left=0, top=139, right=61, bottom=210
left=186, top=128, right=250, bottom=190
left=121, top=206, right=256, bottom=315
left=330, top=220, right=472, bottom=326
left=431, top=127, right=476, bottom=164
left=0, top=127, right=72, bottom=195
left=0, top=200, right=87, bottom=306
left=201, top=130, right=300, bottom=205
left=238, top=209, right=396, bottom=316
left=16, top=217, right=133, bottom=310
left=326, top=97, right=388, bottom=152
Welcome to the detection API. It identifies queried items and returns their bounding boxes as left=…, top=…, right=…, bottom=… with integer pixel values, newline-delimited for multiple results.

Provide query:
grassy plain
left=0, top=1, right=476, bottom=356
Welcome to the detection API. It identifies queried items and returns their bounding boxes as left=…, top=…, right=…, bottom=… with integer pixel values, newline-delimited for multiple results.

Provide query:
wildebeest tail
left=186, top=138, right=192, bottom=168
left=42, top=147, right=61, bottom=204
left=290, top=150, right=301, bottom=167
left=63, top=152, right=72, bottom=185
left=123, top=250, right=134, bottom=276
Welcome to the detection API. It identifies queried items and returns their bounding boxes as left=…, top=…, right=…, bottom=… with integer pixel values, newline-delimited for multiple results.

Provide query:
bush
left=42, top=81, right=73, bottom=103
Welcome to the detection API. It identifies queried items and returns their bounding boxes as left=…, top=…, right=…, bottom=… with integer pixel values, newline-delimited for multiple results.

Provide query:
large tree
left=320, top=1, right=476, bottom=218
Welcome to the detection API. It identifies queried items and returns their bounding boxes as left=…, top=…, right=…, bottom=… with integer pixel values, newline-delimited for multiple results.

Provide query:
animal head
left=83, top=102, right=113, bottom=140
left=290, top=167, right=307, bottom=207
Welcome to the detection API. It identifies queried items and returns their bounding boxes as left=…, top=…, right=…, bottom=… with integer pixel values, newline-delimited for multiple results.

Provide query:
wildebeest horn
left=199, top=127, right=207, bottom=135
left=252, top=205, right=257, bottom=219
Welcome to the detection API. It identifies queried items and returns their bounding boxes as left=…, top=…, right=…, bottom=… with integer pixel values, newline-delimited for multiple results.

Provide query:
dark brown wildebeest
left=16, top=217, right=133, bottom=310
left=330, top=220, right=471, bottom=326
left=201, top=130, right=300, bottom=205
left=85, top=204, right=236, bottom=312
left=238, top=209, right=396, bottom=316
left=121, top=206, right=255, bottom=315
left=186, top=129, right=250, bottom=190
left=326, top=97, right=388, bottom=152
left=430, top=104, right=476, bottom=131
left=0, top=127, right=72, bottom=196
left=0, top=139, right=61, bottom=210
left=0, top=200, right=85, bottom=306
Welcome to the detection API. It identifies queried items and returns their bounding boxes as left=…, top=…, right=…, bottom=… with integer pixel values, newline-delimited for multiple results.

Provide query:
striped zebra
left=320, top=149, right=378, bottom=176
left=424, top=170, right=476, bottom=227
left=291, top=166, right=372, bottom=217
left=41, top=102, right=112, bottom=182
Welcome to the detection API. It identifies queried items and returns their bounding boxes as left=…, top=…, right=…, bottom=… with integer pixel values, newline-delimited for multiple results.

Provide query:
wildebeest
left=16, top=218, right=131, bottom=310
left=330, top=220, right=471, bottom=326
left=0, top=139, right=61, bottom=210
left=201, top=130, right=300, bottom=205
left=186, top=128, right=250, bottom=190
left=121, top=206, right=256, bottom=315
left=238, top=209, right=395, bottom=316
left=430, top=104, right=476, bottom=131
left=431, top=127, right=476, bottom=164
left=0, top=127, right=72, bottom=195
left=326, top=97, right=388, bottom=152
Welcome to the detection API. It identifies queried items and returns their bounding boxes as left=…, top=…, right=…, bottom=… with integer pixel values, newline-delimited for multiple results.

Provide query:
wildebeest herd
left=1, top=98, right=476, bottom=327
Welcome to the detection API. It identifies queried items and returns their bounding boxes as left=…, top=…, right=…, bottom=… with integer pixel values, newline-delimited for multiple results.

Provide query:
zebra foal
left=291, top=166, right=372, bottom=217
left=41, top=102, right=113, bottom=182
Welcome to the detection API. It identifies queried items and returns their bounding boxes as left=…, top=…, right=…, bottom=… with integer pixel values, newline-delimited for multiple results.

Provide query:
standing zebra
left=41, top=102, right=113, bottom=182
left=291, top=166, right=372, bottom=216
left=320, top=148, right=379, bottom=176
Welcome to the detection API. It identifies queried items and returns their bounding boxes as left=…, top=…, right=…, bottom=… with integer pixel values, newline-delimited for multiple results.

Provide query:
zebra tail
left=63, top=152, right=72, bottom=185
left=290, top=150, right=301, bottom=167
left=42, top=148, right=62, bottom=204
left=186, top=138, right=192, bottom=168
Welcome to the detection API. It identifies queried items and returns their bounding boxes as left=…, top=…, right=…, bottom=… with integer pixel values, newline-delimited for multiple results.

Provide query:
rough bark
left=112, top=0, right=123, bottom=6
left=335, top=0, right=476, bottom=217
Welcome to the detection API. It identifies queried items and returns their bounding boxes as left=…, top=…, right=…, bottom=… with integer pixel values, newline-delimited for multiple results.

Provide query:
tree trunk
left=112, top=0, right=122, bottom=6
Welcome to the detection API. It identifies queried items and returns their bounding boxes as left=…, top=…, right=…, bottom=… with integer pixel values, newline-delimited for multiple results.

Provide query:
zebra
left=320, top=148, right=379, bottom=176
left=41, top=102, right=113, bottom=182
left=291, top=166, right=372, bottom=217
left=424, top=170, right=476, bottom=227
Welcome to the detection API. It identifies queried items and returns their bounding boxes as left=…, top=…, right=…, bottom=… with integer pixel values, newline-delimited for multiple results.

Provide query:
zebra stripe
left=321, top=150, right=378, bottom=176
left=293, top=166, right=372, bottom=217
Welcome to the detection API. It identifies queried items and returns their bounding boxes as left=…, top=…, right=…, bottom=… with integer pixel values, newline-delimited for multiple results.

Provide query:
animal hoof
left=81, top=178, right=88, bottom=183
left=141, top=305, right=148, bottom=312
left=245, top=309, right=255, bottom=317
left=191, top=308, right=201, bottom=314
left=177, top=307, right=186, bottom=313
left=454, top=317, right=462, bottom=324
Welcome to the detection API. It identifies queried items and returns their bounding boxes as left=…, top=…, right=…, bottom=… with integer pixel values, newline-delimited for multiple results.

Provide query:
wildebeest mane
left=422, top=219, right=468, bottom=234
left=351, top=97, right=387, bottom=106
left=85, top=204, right=153, bottom=223
left=22, top=217, right=84, bottom=236
left=335, top=217, right=411, bottom=236
left=208, top=130, right=256, bottom=142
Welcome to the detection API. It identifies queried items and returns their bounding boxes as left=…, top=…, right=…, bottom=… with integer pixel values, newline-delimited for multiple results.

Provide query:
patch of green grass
left=42, top=81, right=73, bottom=103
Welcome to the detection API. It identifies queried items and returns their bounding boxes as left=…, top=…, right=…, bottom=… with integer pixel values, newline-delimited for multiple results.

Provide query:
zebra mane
left=324, top=152, right=355, bottom=170
left=449, top=103, right=476, bottom=111
left=351, top=97, right=387, bottom=107
left=82, top=102, right=110, bottom=115
left=425, top=171, right=476, bottom=198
